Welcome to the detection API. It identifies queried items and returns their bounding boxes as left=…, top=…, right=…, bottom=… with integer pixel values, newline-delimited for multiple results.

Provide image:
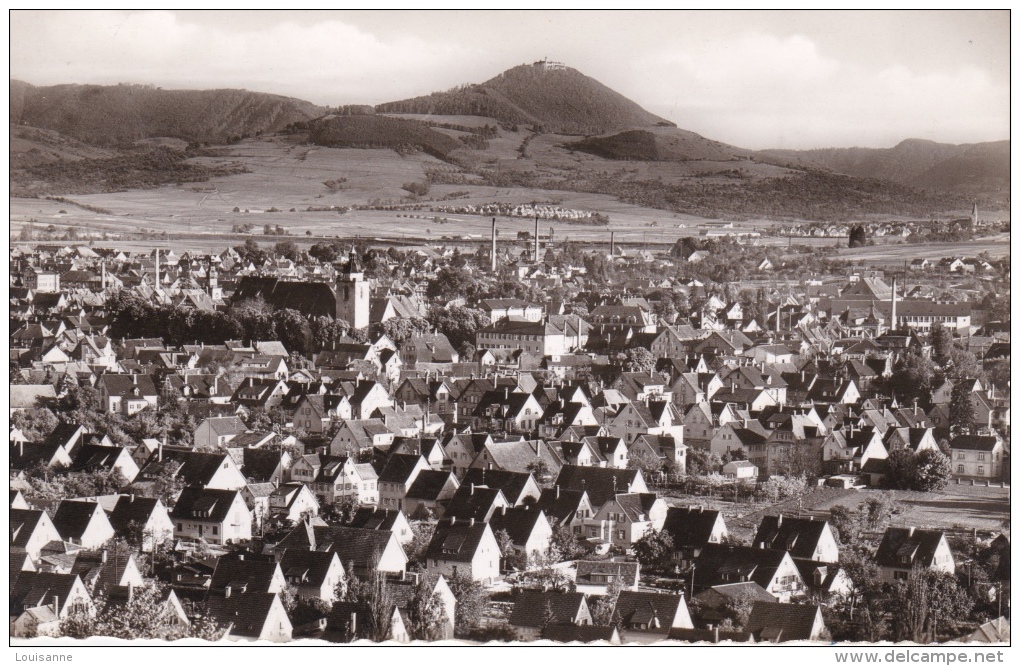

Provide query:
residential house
left=276, top=523, right=408, bottom=576
left=508, top=591, right=592, bottom=641
left=489, top=505, right=554, bottom=563
left=278, top=549, right=345, bottom=602
left=193, top=416, right=249, bottom=450
left=11, top=509, right=63, bottom=559
left=170, top=488, right=252, bottom=545
left=660, top=506, right=728, bottom=567
left=874, top=527, right=955, bottom=584
left=751, top=514, right=840, bottom=563
left=585, top=493, right=668, bottom=549
left=425, top=518, right=501, bottom=584
left=96, top=374, right=158, bottom=415
left=745, top=601, right=827, bottom=643
left=403, top=469, right=460, bottom=519
left=574, top=560, right=640, bottom=595
left=612, top=590, right=694, bottom=644
left=377, top=454, right=432, bottom=511
left=205, top=590, right=292, bottom=642
left=107, top=495, right=175, bottom=551
left=553, top=466, right=649, bottom=510
left=268, top=483, right=320, bottom=522
left=693, top=544, right=806, bottom=602
left=51, top=500, right=116, bottom=549
left=344, top=507, right=414, bottom=548
left=461, top=468, right=543, bottom=506
left=949, top=435, right=1004, bottom=481
left=209, top=554, right=287, bottom=594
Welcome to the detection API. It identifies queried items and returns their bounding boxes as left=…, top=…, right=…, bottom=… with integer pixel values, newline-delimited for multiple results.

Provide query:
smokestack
left=155, top=249, right=160, bottom=288
left=534, top=216, right=540, bottom=262
left=101, top=261, right=107, bottom=291
left=52, top=596, right=59, bottom=616
left=491, top=218, right=497, bottom=273
left=890, top=275, right=897, bottom=333
left=610, top=231, right=615, bottom=257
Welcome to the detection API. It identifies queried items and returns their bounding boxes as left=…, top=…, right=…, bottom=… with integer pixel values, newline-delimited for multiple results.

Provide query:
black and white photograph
left=7, top=9, right=1011, bottom=652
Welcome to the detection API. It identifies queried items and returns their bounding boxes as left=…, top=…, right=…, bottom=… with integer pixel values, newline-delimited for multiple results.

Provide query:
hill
left=10, top=80, right=326, bottom=146
left=376, top=60, right=673, bottom=135
left=569, top=127, right=747, bottom=162
left=307, top=114, right=461, bottom=160
left=758, top=139, right=1009, bottom=201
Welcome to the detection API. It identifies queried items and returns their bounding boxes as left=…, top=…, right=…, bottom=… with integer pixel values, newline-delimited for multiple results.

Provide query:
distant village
left=9, top=229, right=1010, bottom=644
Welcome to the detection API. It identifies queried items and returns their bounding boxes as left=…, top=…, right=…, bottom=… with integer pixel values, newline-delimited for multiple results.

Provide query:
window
left=212, top=526, right=219, bottom=536
left=958, top=465, right=965, bottom=473
left=894, top=571, right=909, bottom=581
left=957, top=452, right=965, bottom=460
left=978, top=466, right=984, bottom=476
left=978, top=453, right=986, bottom=461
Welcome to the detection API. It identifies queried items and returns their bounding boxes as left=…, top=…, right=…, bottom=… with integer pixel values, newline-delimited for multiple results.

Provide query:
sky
left=9, top=9, right=1011, bottom=150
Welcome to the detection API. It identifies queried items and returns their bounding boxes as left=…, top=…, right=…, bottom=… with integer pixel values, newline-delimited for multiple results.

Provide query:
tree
left=61, top=581, right=225, bottom=640
left=929, top=323, right=954, bottom=367
left=272, top=309, right=313, bottom=355
left=372, top=316, right=430, bottom=344
left=686, top=448, right=722, bottom=476
left=633, top=529, right=673, bottom=572
left=10, top=407, right=59, bottom=442
left=274, top=240, right=300, bottom=262
left=549, top=524, right=586, bottom=562
left=885, top=448, right=918, bottom=490
left=913, top=449, right=952, bottom=492
left=948, top=382, right=976, bottom=436
left=880, top=351, right=937, bottom=409
left=848, top=224, right=868, bottom=248
left=404, top=576, right=449, bottom=641
left=333, top=572, right=394, bottom=642
left=427, top=305, right=490, bottom=350
left=230, top=296, right=277, bottom=341
left=890, top=567, right=972, bottom=642
left=446, top=573, right=487, bottom=636
left=407, top=521, right=436, bottom=566
left=590, top=575, right=622, bottom=628
left=620, top=347, right=656, bottom=373
left=755, top=474, right=807, bottom=503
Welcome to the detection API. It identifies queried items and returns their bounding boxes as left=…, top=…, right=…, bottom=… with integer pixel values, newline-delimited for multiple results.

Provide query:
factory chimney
left=491, top=218, right=497, bottom=273
left=534, top=216, right=540, bottom=262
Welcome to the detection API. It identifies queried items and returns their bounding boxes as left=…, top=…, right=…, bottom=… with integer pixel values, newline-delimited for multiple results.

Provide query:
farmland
left=9, top=133, right=1010, bottom=261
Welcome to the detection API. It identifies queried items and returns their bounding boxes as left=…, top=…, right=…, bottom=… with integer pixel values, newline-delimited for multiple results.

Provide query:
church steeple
left=336, top=250, right=369, bottom=329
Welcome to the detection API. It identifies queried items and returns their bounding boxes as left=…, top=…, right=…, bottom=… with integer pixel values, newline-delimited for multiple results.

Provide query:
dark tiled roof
left=752, top=515, right=833, bottom=561
left=209, top=555, right=282, bottom=593
left=509, top=590, right=586, bottom=628
left=874, top=527, right=947, bottom=569
left=950, top=435, right=1000, bottom=452
left=377, top=453, right=426, bottom=484
left=461, top=468, right=535, bottom=504
left=745, top=601, right=821, bottom=642
left=51, top=501, right=103, bottom=542
left=553, top=466, right=641, bottom=508
left=143, top=448, right=234, bottom=486
left=425, top=519, right=489, bottom=563
left=205, top=590, right=281, bottom=639
left=693, top=544, right=791, bottom=591
left=345, top=507, right=404, bottom=531
left=278, top=549, right=339, bottom=588
left=661, top=506, right=723, bottom=550
left=575, top=560, right=639, bottom=586
left=70, top=444, right=129, bottom=474
left=488, top=506, right=545, bottom=547
left=443, top=485, right=506, bottom=522
left=278, top=524, right=401, bottom=571
left=534, top=487, right=588, bottom=526
left=613, top=590, right=685, bottom=635
left=11, top=509, right=48, bottom=550
left=170, top=488, right=243, bottom=523
left=10, top=571, right=83, bottom=616
left=405, top=470, right=456, bottom=501
left=108, top=495, right=162, bottom=534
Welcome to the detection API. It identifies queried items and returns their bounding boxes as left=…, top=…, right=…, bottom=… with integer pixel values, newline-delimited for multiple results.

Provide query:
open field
left=10, top=135, right=1011, bottom=259
left=806, top=483, right=1010, bottom=533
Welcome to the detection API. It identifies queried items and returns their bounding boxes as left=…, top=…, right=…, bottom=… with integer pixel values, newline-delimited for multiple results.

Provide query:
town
left=9, top=221, right=1010, bottom=644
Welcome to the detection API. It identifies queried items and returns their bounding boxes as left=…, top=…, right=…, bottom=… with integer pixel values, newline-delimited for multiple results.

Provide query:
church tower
left=336, top=251, right=370, bottom=330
